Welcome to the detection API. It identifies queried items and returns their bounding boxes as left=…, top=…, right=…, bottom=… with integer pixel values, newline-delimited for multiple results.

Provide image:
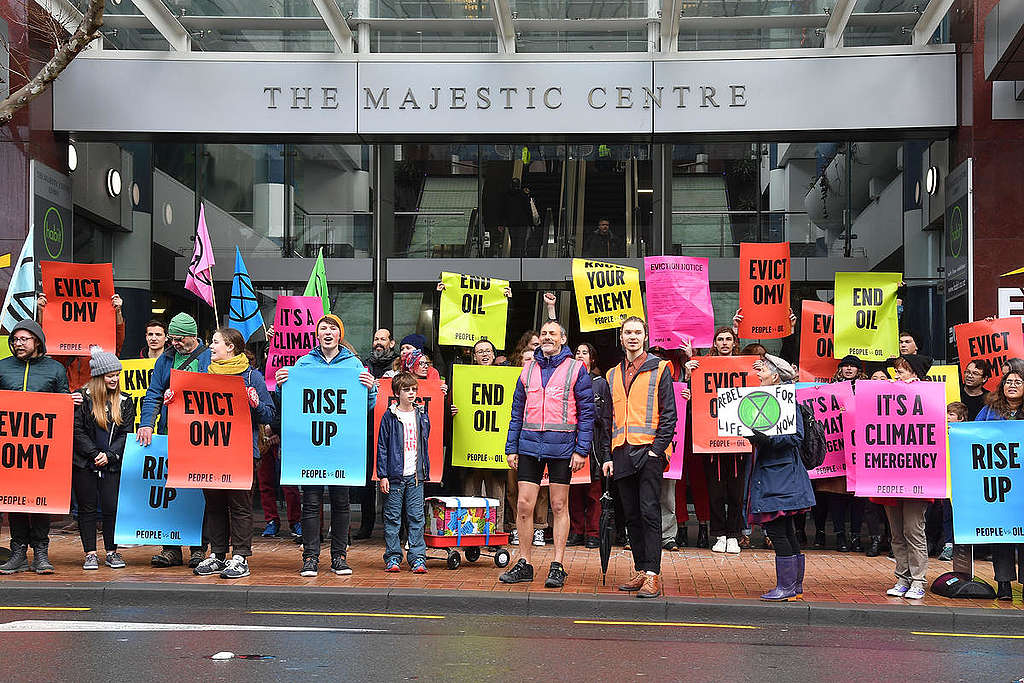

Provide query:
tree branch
left=0, top=0, right=105, bottom=127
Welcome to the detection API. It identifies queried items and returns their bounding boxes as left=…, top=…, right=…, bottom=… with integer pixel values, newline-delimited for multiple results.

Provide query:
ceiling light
left=106, top=168, right=122, bottom=197
left=68, top=144, right=78, bottom=172
left=925, top=166, right=940, bottom=196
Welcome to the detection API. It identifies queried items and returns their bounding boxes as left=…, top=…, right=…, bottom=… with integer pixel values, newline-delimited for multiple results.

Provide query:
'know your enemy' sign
left=572, top=258, right=644, bottom=332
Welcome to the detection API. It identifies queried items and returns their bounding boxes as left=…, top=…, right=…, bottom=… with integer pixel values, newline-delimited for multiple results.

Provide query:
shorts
left=516, top=454, right=572, bottom=486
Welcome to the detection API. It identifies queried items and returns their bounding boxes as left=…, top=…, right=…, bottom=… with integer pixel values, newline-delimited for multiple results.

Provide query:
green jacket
left=0, top=355, right=70, bottom=394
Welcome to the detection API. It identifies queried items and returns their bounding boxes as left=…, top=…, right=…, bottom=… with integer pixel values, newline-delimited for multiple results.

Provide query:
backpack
left=797, top=403, right=827, bottom=471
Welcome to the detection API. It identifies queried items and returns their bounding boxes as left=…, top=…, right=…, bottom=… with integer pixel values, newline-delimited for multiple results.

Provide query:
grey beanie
left=89, top=348, right=122, bottom=377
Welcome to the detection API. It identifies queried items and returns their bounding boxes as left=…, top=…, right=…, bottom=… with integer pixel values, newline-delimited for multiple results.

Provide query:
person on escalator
left=582, top=218, right=622, bottom=258
left=498, top=178, right=537, bottom=258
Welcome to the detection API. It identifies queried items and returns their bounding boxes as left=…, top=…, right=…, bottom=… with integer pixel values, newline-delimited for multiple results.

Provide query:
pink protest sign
left=796, top=381, right=854, bottom=480
left=645, top=256, right=714, bottom=350
left=665, top=382, right=689, bottom=480
left=853, top=380, right=948, bottom=499
left=265, top=295, right=321, bottom=391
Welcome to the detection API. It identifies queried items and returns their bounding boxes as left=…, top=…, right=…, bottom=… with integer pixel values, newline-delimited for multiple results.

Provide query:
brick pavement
left=2, top=525, right=1021, bottom=611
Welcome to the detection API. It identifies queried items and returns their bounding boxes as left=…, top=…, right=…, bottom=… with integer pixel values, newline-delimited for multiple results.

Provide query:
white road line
left=0, top=620, right=387, bottom=633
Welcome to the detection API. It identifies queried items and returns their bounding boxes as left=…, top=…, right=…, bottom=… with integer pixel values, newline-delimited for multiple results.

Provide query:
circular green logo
left=948, top=205, right=963, bottom=259
left=737, top=391, right=781, bottom=432
left=43, top=206, right=64, bottom=259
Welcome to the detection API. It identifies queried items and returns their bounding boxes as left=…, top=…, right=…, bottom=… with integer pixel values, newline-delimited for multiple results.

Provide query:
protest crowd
left=1, top=244, right=1022, bottom=605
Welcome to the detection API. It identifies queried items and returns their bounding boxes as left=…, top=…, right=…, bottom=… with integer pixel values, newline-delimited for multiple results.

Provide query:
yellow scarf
left=208, top=353, right=250, bottom=375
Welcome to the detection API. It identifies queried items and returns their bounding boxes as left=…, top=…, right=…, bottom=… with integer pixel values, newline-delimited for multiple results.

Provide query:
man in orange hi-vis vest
left=499, top=319, right=595, bottom=589
left=604, top=317, right=677, bottom=599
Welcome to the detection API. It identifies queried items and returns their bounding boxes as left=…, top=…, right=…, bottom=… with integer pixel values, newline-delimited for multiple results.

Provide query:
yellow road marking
left=575, top=620, right=758, bottom=630
left=912, top=631, right=1024, bottom=640
left=250, top=611, right=444, bottom=620
left=0, top=607, right=91, bottom=612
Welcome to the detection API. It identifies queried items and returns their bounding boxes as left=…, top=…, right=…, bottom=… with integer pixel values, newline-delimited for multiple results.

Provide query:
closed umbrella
left=599, top=478, right=615, bottom=585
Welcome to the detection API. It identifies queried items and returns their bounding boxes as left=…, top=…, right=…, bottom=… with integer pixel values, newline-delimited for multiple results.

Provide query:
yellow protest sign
left=438, top=272, right=509, bottom=348
left=120, top=358, right=158, bottom=432
left=0, top=337, right=10, bottom=360
left=451, top=364, right=521, bottom=469
left=833, top=272, right=900, bottom=361
left=572, top=259, right=645, bottom=332
left=887, top=364, right=961, bottom=405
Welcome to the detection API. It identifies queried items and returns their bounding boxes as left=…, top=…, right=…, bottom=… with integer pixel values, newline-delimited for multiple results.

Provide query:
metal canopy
left=129, top=0, right=190, bottom=52
left=489, top=0, right=517, bottom=54
left=824, top=0, right=857, bottom=49
left=311, top=0, right=354, bottom=53
left=913, top=0, right=956, bottom=45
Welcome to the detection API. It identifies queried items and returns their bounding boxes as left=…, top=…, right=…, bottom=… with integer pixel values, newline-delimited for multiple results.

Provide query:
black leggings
left=763, top=516, right=801, bottom=557
left=72, top=467, right=120, bottom=553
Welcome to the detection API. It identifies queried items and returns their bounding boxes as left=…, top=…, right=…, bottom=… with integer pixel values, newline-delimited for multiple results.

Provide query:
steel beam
left=823, top=0, right=857, bottom=48
left=130, top=0, right=190, bottom=51
left=312, top=0, right=354, bottom=53
left=912, top=0, right=955, bottom=45
left=489, top=0, right=516, bottom=54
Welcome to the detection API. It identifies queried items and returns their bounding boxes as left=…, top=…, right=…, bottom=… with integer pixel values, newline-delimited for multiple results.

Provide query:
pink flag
left=185, top=204, right=216, bottom=308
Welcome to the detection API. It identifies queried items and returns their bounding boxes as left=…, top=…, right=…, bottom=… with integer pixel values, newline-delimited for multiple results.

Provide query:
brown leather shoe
left=637, top=573, right=662, bottom=599
left=618, top=571, right=646, bottom=592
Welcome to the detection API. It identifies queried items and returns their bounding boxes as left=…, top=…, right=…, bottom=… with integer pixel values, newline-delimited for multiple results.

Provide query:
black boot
left=997, top=581, right=1013, bottom=601
left=814, top=530, right=826, bottom=548
left=836, top=531, right=849, bottom=553
left=865, top=536, right=882, bottom=557
left=30, top=542, right=54, bottom=574
left=676, top=526, right=689, bottom=548
left=0, top=546, right=9, bottom=563
left=566, top=534, right=584, bottom=547
left=849, top=535, right=864, bottom=553
left=796, top=527, right=808, bottom=546
left=0, top=542, right=29, bottom=574
left=696, top=524, right=709, bottom=549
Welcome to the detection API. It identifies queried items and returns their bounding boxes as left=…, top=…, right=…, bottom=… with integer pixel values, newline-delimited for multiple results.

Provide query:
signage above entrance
left=53, top=51, right=956, bottom=136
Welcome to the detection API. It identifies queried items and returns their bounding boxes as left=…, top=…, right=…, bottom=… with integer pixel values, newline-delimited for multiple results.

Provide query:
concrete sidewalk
left=2, top=530, right=1021, bottom=631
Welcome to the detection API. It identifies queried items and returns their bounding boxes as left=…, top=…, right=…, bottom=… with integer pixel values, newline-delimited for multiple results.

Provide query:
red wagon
left=424, top=532, right=511, bottom=570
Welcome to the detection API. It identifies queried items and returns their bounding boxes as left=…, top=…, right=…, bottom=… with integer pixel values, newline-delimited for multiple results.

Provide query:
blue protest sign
left=949, top=421, right=1024, bottom=544
left=114, top=436, right=206, bottom=546
left=280, top=365, right=368, bottom=486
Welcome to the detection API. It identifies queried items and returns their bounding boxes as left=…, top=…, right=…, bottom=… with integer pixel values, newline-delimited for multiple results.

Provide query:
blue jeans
left=383, top=475, right=426, bottom=565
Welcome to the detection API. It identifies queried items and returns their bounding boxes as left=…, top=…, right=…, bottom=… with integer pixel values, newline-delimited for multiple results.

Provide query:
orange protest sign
left=954, top=317, right=1024, bottom=391
left=738, top=243, right=791, bottom=338
left=372, top=377, right=444, bottom=483
left=41, top=261, right=115, bottom=356
left=0, top=391, right=74, bottom=513
left=691, top=355, right=758, bottom=454
left=166, top=370, right=253, bottom=490
left=799, top=300, right=840, bottom=383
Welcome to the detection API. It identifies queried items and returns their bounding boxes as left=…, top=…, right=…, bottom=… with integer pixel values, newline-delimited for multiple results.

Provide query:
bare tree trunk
left=0, top=0, right=105, bottom=126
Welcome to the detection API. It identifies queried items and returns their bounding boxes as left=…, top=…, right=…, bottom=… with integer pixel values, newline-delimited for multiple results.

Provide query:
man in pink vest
left=500, top=320, right=595, bottom=588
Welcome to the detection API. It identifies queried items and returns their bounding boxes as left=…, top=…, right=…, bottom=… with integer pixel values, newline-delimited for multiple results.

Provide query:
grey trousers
left=885, top=499, right=929, bottom=583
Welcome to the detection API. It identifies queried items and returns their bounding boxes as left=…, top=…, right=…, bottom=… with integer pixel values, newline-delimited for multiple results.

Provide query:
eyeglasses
left=168, top=335, right=186, bottom=343
left=416, top=360, right=431, bottom=368
left=10, top=337, right=33, bottom=345
left=1005, top=379, right=1024, bottom=387
left=473, top=349, right=492, bottom=356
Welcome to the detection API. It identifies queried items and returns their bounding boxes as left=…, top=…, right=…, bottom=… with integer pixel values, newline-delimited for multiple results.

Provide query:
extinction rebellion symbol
left=737, top=391, right=782, bottom=432
left=948, top=205, right=963, bottom=259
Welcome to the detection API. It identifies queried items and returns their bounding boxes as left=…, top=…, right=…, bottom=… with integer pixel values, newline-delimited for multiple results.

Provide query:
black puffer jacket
left=0, top=320, right=70, bottom=394
left=72, top=387, right=135, bottom=472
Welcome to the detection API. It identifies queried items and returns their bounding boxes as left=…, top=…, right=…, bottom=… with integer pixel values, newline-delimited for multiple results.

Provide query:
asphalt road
left=1, top=605, right=1022, bottom=682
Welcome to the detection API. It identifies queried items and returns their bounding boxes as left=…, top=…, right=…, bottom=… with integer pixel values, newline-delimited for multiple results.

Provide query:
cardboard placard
left=953, top=317, right=1024, bottom=392
left=738, top=242, right=791, bottom=338
left=166, top=370, right=253, bottom=490
left=438, top=272, right=509, bottom=348
left=114, top=436, right=205, bottom=546
left=372, top=376, right=444, bottom=482
left=798, top=300, right=839, bottom=383
left=572, top=258, right=644, bottom=332
left=451, top=365, right=521, bottom=469
left=0, top=390, right=74, bottom=513
left=949, top=421, right=1024, bottom=544
left=833, top=272, right=901, bottom=361
left=280, top=365, right=368, bottom=487
left=40, top=261, right=115, bottom=355
left=644, top=256, right=714, bottom=349
left=265, top=295, right=322, bottom=392
left=690, top=356, right=758, bottom=454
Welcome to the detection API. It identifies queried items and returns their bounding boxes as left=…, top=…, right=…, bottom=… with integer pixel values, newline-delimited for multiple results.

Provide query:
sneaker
left=532, top=530, right=545, bottom=547
left=151, top=547, right=183, bottom=568
left=331, top=555, right=353, bottom=575
left=300, top=557, right=319, bottom=577
left=544, top=562, right=567, bottom=588
left=904, top=581, right=926, bottom=600
left=291, top=522, right=303, bottom=539
left=938, top=543, right=953, bottom=562
left=499, top=558, right=535, bottom=584
left=193, top=556, right=226, bottom=576
left=886, top=579, right=911, bottom=597
left=82, top=553, right=99, bottom=571
left=220, top=555, right=250, bottom=579
left=262, top=520, right=279, bottom=537
left=105, top=551, right=126, bottom=569
left=662, top=540, right=678, bottom=552
left=385, top=559, right=401, bottom=572
left=726, top=538, right=741, bottom=554
left=712, top=536, right=728, bottom=553
left=510, top=529, right=519, bottom=546
left=411, top=559, right=427, bottom=574
left=188, top=549, right=205, bottom=568
left=584, top=536, right=600, bottom=549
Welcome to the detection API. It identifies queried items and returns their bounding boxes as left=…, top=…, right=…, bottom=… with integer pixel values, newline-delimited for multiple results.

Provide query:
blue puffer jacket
left=744, top=402, right=816, bottom=518
left=139, top=344, right=212, bottom=433
left=376, top=404, right=430, bottom=483
left=505, top=345, right=595, bottom=460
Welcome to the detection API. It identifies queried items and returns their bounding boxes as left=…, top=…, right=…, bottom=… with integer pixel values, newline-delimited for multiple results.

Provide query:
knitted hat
left=89, top=348, right=122, bottom=377
left=762, top=354, right=796, bottom=382
left=838, top=355, right=863, bottom=370
left=316, top=314, right=345, bottom=340
left=168, top=312, right=198, bottom=337
left=402, top=348, right=424, bottom=373
left=401, top=333, right=427, bottom=350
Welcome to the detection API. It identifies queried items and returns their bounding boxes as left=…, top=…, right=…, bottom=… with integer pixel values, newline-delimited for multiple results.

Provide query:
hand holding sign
left=573, top=259, right=645, bottom=332
left=438, top=272, right=510, bottom=347
left=833, top=272, right=901, bottom=360
left=738, top=242, right=791, bottom=338
left=40, top=261, right=116, bottom=355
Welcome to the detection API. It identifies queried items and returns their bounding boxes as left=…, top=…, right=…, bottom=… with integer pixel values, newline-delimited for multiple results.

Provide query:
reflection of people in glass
left=583, top=218, right=622, bottom=258
left=498, top=178, right=537, bottom=258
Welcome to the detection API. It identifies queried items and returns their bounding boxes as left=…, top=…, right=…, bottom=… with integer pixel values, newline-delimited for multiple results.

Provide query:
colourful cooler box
left=426, top=496, right=499, bottom=538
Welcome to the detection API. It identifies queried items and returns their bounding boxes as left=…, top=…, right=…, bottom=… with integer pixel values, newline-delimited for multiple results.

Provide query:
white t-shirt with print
left=396, top=407, right=418, bottom=477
